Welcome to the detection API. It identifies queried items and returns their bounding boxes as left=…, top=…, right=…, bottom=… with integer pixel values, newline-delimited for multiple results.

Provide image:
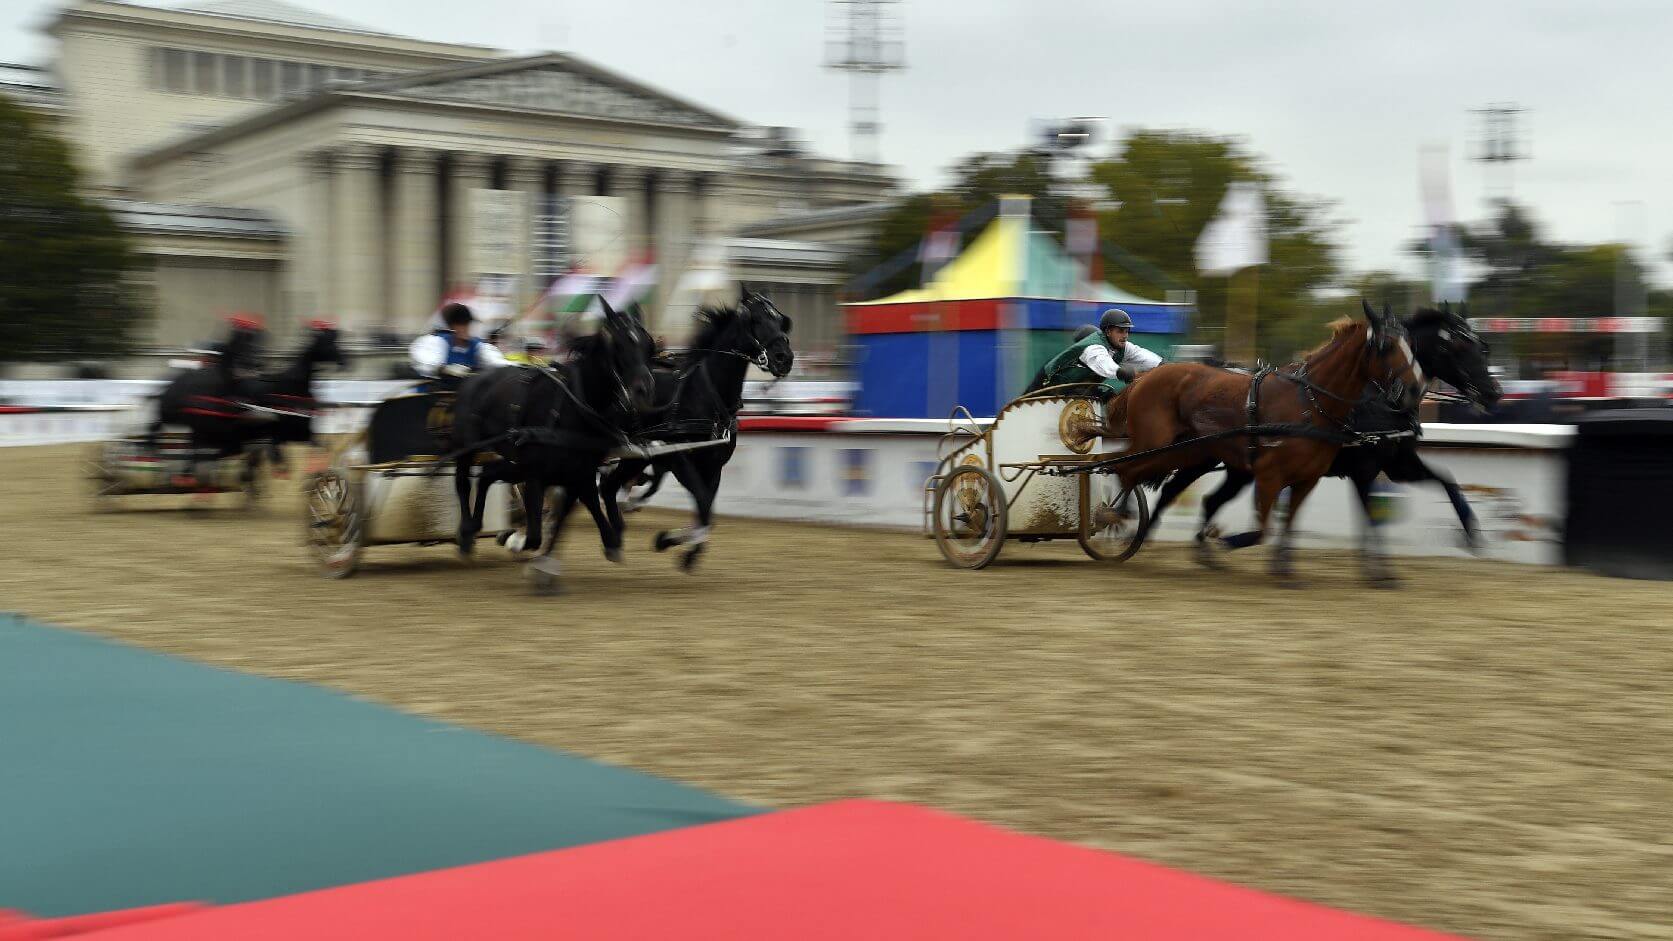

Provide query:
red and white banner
left=1471, top=316, right=1663, bottom=334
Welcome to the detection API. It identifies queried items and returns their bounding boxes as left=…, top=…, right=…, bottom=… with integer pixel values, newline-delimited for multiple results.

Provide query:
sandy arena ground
left=6, top=443, right=1673, bottom=939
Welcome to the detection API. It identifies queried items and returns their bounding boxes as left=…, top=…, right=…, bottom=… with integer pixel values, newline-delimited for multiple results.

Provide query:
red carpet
left=71, top=800, right=1466, bottom=940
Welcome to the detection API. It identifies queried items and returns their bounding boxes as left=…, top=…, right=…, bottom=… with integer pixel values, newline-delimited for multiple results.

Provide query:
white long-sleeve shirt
left=408, top=333, right=507, bottom=378
left=1081, top=340, right=1162, bottom=380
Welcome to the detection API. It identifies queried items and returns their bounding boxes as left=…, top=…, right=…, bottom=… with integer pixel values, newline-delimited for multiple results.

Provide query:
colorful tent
left=844, top=196, right=1192, bottom=418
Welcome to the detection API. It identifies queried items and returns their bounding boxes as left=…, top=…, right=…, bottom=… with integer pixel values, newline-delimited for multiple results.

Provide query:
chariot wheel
left=304, top=468, right=363, bottom=578
left=85, top=442, right=120, bottom=513
left=1078, top=474, right=1150, bottom=563
left=932, top=465, right=1008, bottom=569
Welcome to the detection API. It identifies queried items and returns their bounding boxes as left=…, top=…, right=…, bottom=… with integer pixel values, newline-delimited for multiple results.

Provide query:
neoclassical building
left=22, top=0, right=899, bottom=358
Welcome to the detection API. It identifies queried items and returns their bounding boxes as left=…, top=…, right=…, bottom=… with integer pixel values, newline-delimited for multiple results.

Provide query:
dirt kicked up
left=6, top=443, right=1673, bottom=941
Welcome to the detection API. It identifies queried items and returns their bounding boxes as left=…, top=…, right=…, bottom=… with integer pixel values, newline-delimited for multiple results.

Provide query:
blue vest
left=436, top=330, right=483, bottom=370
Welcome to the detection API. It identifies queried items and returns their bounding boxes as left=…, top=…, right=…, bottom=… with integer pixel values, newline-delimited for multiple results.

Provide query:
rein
left=1245, top=324, right=1407, bottom=467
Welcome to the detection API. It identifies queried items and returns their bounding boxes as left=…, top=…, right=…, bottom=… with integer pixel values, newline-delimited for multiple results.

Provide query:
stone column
left=507, top=157, right=545, bottom=308
left=393, top=147, right=440, bottom=331
left=651, top=169, right=694, bottom=338
left=302, top=150, right=335, bottom=321
left=608, top=164, right=648, bottom=265
left=550, top=162, right=588, bottom=275
left=690, top=172, right=714, bottom=241
left=447, top=152, right=488, bottom=290
left=332, top=143, right=382, bottom=334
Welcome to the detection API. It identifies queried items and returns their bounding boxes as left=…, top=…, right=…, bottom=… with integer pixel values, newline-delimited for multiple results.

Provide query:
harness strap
left=1245, top=367, right=1270, bottom=469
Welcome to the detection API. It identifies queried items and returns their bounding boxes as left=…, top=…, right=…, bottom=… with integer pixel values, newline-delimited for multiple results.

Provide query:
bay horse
left=1144, top=304, right=1501, bottom=585
left=1109, top=303, right=1425, bottom=583
left=152, top=323, right=348, bottom=486
left=450, top=300, right=655, bottom=593
left=599, top=288, right=794, bottom=570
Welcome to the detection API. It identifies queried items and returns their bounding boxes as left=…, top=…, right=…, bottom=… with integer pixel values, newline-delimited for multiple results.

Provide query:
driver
left=216, top=312, right=267, bottom=403
left=410, top=302, right=507, bottom=390
left=1027, top=308, right=1162, bottom=396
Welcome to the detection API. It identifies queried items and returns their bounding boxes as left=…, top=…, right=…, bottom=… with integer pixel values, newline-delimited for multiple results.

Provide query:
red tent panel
left=76, top=800, right=1468, bottom=940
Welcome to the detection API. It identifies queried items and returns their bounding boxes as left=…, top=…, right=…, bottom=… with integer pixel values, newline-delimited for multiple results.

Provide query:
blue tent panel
left=853, top=331, right=1008, bottom=418
left=1021, top=300, right=1189, bottom=334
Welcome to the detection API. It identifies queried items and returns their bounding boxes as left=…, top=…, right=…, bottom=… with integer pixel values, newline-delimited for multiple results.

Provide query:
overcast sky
left=7, top=0, right=1672, bottom=289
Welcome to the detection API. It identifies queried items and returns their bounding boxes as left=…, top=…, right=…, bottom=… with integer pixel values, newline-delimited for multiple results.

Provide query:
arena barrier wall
left=0, top=386, right=1570, bottom=566
left=633, top=418, right=1573, bottom=566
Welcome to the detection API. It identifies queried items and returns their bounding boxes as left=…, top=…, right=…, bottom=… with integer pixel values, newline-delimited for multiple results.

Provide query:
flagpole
left=1228, top=265, right=1259, bottom=366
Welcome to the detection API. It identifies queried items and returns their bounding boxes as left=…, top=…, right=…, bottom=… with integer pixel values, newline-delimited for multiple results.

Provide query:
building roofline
left=106, top=197, right=288, bottom=239
left=357, top=51, right=744, bottom=131
left=737, top=200, right=900, bottom=236
left=47, top=0, right=501, bottom=59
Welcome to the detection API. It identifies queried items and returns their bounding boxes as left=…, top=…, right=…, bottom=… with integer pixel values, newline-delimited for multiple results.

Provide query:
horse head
left=1361, top=299, right=1425, bottom=411
left=594, top=299, right=657, bottom=416
left=740, top=285, right=795, bottom=378
left=1407, top=303, right=1501, bottom=412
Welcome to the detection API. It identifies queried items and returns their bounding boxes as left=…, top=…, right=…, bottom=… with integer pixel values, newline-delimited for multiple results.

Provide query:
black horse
left=152, top=323, right=348, bottom=484
left=450, top=300, right=656, bottom=593
left=599, top=288, right=794, bottom=570
left=1140, top=304, right=1501, bottom=585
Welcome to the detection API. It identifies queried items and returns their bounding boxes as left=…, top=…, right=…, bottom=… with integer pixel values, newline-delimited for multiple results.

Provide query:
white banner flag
left=1419, top=145, right=1467, bottom=303
left=1195, top=182, right=1268, bottom=277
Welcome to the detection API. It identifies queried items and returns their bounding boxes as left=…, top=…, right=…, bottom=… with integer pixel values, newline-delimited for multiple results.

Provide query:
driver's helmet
left=1098, top=308, right=1133, bottom=333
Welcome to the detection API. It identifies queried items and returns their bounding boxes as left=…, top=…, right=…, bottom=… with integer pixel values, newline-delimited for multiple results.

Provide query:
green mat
left=0, top=614, right=755, bottom=917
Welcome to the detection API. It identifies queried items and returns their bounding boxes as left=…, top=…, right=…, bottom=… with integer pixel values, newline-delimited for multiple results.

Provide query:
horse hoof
left=605, top=546, right=624, bottom=564
left=680, top=549, right=702, bottom=572
left=1193, top=542, right=1225, bottom=570
left=1368, top=574, right=1402, bottom=590
left=496, top=531, right=511, bottom=547
left=653, top=531, right=676, bottom=552
left=456, top=537, right=475, bottom=557
left=1463, top=525, right=1486, bottom=555
left=527, top=556, right=562, bottom=593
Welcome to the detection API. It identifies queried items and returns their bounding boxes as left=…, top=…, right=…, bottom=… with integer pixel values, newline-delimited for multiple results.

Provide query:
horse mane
left=1407, top=307, right=1456, bottom=330
left=689, top=304, right=744, bottom=355
left=1300, top=318, right=1367, bottom=360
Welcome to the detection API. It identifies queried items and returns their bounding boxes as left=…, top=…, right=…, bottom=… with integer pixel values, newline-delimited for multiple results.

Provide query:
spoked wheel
left=1078, top=473, right=1150, bottom=562
left=932, top=465, right=1008, bottom=569
left=85, top=443, right=120, bottom=513
left=304, top=469, right=363, bottom=578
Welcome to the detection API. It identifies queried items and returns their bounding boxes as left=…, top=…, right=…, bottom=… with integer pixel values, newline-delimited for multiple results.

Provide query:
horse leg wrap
left=504, top=531, right=528, bottom=553
left=526, top=555, right=561, bottom=578
left=686, top=526, right=711, bottom=547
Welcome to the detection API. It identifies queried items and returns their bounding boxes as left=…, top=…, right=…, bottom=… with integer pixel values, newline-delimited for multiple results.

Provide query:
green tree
left=1090, top=130, right=1343, bottom=361
left=1457, top=200, right=1668, bottom=367
left=0, top=94, right=142, bottom=364
left=849, top=130, right=1344, bottom=362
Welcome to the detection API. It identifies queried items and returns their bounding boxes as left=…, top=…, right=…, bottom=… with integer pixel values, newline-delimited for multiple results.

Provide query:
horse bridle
left=1272, top=321, right=1420, bottom=435
left=661, top=312, right=778, bottom=425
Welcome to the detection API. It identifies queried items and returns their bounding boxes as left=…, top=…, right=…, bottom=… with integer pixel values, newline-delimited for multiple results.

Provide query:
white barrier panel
left=0, top=408, right=138, bottom=448
left=636, top=425, right=1569, bottom=565
left=2, top=394, right=1570, bottom=565
left=0, top=403, right=375, bottom=446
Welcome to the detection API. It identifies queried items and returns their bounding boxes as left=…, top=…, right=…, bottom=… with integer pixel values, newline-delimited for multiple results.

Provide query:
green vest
left=1038, top=332, right=1124, bottom=390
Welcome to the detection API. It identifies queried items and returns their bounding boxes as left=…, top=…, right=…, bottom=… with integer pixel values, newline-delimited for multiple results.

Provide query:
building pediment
left=366, top=54, right=739, bottom=132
